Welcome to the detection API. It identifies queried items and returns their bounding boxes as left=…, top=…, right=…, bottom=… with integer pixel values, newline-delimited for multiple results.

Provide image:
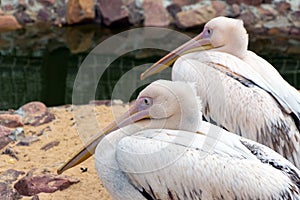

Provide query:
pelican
left=140, top=16, right=300, bottom=168
left=58, top=80, right=300, bottom=199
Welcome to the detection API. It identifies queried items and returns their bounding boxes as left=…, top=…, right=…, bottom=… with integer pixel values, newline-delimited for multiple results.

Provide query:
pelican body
left=58, top=80, right=300, bottom=200
left=141, top=17, right=300, bottom=168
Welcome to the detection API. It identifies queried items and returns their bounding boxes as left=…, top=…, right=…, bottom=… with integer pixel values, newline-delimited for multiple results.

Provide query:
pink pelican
left=140, top=16, right=300, bottom=168
left=58, top=80, right=300, bottom=199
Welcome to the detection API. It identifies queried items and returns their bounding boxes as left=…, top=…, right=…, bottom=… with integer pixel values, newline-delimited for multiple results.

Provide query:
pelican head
left=140, top=16, right=249, bottom=80
left=57, top=80, right=202, bottom=174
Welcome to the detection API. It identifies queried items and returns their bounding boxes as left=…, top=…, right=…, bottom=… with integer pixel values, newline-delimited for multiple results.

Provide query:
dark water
left=0, top=24, right=299, bottom=110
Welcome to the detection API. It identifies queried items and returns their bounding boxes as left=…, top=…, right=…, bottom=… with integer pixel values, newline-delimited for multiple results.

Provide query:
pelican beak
left=57, top=103, right=150, bottom=174
left=140, top=33, right=213, bottom=80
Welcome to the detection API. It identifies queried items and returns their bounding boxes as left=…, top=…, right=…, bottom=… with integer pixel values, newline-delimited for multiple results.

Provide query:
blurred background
left=0, top=0, right=299, bottom=110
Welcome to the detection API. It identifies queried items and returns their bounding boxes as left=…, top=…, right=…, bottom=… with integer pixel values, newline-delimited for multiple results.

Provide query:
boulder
left=0, top=114, right=23, bottom=128
left=176, top=5, right=216, bottom=29
left=14, top=173, right=79, bottom=196
left=98, top=0, right=129, bottom=26
left=67, top=0, right=94, bottom=24
left=143, top=0, right=170, bottom=27
left=0, top=15, right=22, bottom=31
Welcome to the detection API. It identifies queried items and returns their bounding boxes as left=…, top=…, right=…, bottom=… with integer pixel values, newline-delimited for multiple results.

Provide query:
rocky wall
left=0, top=0, right=299, bottom=35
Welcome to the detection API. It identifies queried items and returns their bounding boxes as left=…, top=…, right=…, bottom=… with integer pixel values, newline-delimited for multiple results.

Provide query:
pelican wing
left=198, top=51, right=300, bottom=124
left=116, top=123, right=300, bottom=200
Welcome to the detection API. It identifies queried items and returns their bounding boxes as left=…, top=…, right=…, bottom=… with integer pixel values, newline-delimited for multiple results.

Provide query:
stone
left=226, top=0, right=262, bottom=6
left=172, top=0, right=199, bottom=6
left=14, top=11, right=35, bottom=24
left=288, top=11, right=300, bottom=27
left=0, top=114, right=23, bottom=128
left=238, top=9, right=258, bottom=27
left=14, top=173, right=80, bottom=196
left=20, top=102, right=47, bottom=118
left=67, top=0, right=95, bottom=24
left=37, top=8, right=52, bottom=21
left=98, top=0, right=129, bottom=26
left=17, top=135, right=40, bottom=146
left=36, top=0, right=56, bottom=6
left=275, top=1, right=290, bottom=14
left=257, top=6, right=276, bottom=21
left=40, top=140, right=60, bottom=151
left=126, top=1, right=143, bottom=25
left=0, top=15, right=22, bottom=31
left=19, top=102, right=55, bottom=126
left=166, top=4, right=182, bottom=18
left=230, top=3, right=240, bottom=16
left=211, top=1, right=228, bottom=16
left=0, top=125, right=11, bottom=137
left=2, top=147, right=19, bottom=160
left=143, top=0, right=170, bottom=27
left=0, top=169, right=25, bottom=184
left=176, top=5, right=216, bottom=29
left=0, top=182, right=21, bottom=200
left=0, top=136, right=12, bottom=150
left=264, top=16, right=290, bottom=29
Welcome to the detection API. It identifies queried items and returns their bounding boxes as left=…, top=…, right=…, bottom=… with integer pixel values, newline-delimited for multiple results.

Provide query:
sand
left=0, top=103, right=130, bottom=200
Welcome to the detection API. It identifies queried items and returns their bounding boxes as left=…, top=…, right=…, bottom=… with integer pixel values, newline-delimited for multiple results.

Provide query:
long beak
left=140, top=33, right=213, bottom=80
left=57, top=104, right=150, bottom=174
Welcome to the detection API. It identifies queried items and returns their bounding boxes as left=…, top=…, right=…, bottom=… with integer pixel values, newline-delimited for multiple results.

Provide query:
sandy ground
left=0, top=103, right=130, bottom=200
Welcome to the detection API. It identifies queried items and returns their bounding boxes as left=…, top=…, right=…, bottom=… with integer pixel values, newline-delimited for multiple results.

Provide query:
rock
left=14, top=173, right=80, bottom=196
left=211, top=1, right=228, bottom=16
left=288, top=11, right=300, bottom=27
left=126, top=1, right=143, bottom=25
left=143, top=0, right=170, bottom=27
left=37, top=8, right=52, bottom=21
left=172, top=0, right=199, bottom=6
left=0, top=136, right=12, bottom=150
left=264, top=16, right=290, bottom=29
left=98, top=0, right=129, bottom=26
left=19, top=102, right=55, bottom=126
left=238, top=9, right=259, bottom=27
left=257, top=5, right=277, bottom=21
left=230, top=4, right=240, bottom=16
left=14, top=11, right=35, bottom=24
left=0, top=15, right=22, bottom=31
left=176, top=5, right=216, bottom=29
left=67, top=0, right=94, bottom=24
left=36, top=0, right=56, bottom=6
left=0, top=169, right=25, bottom=184
left=40, top=140, right=60, bottom=151
left=0, top=182, right=22, bottom=200
left=0, top=114, right=23, bottom=128
left=275, top=1, right=290, bottom=14
left=226, top=0, right=262, bottom=6
left=166, top=4, right=182, bottom=18
left=8, top=127, right=24, bottom=141
left=0, top=125, right=11, bottom=137
left=2, top=147, right=19, bottom=160
left=20, top=102, right=47, bottom=117
left=17, top=135, right=40, bottom=146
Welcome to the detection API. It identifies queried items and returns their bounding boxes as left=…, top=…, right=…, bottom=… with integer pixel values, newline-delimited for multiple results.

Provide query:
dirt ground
left=0, top=103, right=130, bottom=200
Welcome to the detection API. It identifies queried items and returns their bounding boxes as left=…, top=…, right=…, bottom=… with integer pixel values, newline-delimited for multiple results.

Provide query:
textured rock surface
left=0, top=15, right=22, bottom=31
left=98, top=0, right=129, bottom=26
left=176, top=5, right=216, bottom=28
left=0, top=114, right=23, bottom=128
left=143, top=0, right=170, bottom=27
left=14, top=173, right=79, bottom=196
left=67, top=0, right=94, bottom=24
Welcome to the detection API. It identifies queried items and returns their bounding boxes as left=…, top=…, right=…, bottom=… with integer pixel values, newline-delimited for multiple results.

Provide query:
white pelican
left=140, top=16, right=300, bottom=168
left=58, top=80, right=300, bottom=199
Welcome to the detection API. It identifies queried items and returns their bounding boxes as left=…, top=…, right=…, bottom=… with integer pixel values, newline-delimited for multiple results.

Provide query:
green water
left=0, top=24, right=299, bottom=110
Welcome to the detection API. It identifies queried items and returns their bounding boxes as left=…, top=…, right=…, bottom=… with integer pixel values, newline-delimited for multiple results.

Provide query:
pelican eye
left=142, top=97, right=152, bottom=106
left=203, top=28, right=213, bottom=38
